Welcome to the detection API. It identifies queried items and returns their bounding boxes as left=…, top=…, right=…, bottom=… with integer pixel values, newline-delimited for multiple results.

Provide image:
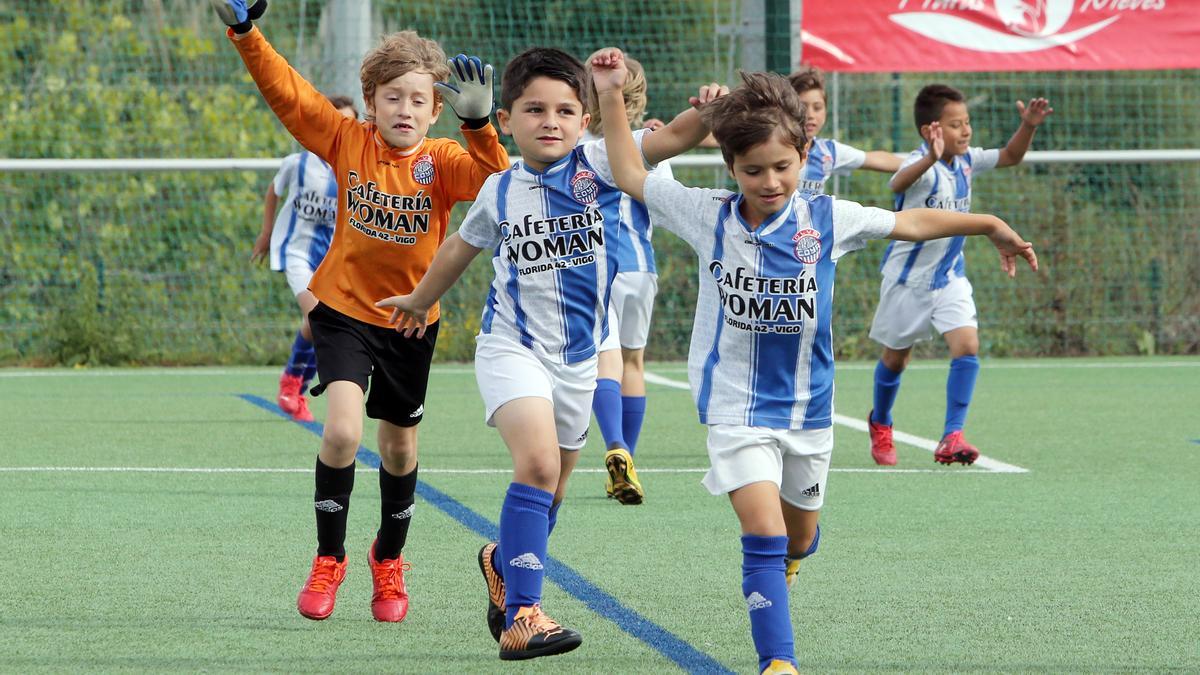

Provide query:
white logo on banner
left=889, top=0, right=1124, bottom=54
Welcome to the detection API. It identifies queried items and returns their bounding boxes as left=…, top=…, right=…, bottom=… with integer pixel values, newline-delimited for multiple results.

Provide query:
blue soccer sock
left=499, top=483, right=553, bottom=628
left=742, top=534, right=796, bottom=672
left=285, top=332, right=314, bottom=377
left=944, top=355, right=980, bottom=437
left=593, top=378, right=626, bottom=449
left=300, top=361, right=318, bottom=395
left=547, top=500, right=561, bottom=537
left=871, top=360, right=903, bottom=426
left=621, top=395, right=646, bottom=455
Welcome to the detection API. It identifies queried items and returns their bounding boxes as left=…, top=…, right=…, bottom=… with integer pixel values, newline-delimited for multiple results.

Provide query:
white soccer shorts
left=599, top=271, right=658, bottom=353
left=702, top=424, right=833, bottom=511
left=474, top=333, right=598, bottom=451
left=283, top=258, right=317, bottom=297
left=868, top=275, right=978, bottom=350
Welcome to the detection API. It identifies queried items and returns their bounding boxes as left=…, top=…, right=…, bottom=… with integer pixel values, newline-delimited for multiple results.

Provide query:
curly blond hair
left=584, top=52, right=648, bottom=136
left=359, top=31, right=451, bottom=115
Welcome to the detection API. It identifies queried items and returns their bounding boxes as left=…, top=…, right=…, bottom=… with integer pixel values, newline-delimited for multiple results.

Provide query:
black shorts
left=307, top=302, right=439, bottom=427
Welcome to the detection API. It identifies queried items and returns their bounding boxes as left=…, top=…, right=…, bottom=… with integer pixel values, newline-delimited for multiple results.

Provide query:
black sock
left=314, top=457, right=355, bottom=561
left=375, top=464, right=418, bottom=561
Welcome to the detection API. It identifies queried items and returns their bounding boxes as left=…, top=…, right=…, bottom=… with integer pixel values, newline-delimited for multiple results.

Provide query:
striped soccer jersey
left=797, top=137, right=867, bottom=199
left=457, top=132, right=654, bottom=364
left=879, top=144, right=1000, bottom=290
left=579, top=130, right=671, bottom=274
left=642, top=175, right=896, bottom=429
left=268, top=152, right=338, bottom=273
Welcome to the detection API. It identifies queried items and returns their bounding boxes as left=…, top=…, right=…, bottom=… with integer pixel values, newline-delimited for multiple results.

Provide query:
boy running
left=867, top=84, right=1052, bottom=466
left=211, top=0, right=509, bottom=622
left=594, top=51, right=1037, bottom=674
left=375, top=47, right=719, bottom=659
left=251, top=95, right=358, bottom=423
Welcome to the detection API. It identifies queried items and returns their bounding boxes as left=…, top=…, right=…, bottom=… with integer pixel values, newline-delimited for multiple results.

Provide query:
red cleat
left=934, top=430, right=979, bottom=465
left=291, top=394, right=315, bottom=423
left=297, top=555, right=348, bottom=620
left=867, top=411, right=897, bottom=466
left=278, top=373, right=303, bottom=416
left=368, top=540, right=410, bottom=623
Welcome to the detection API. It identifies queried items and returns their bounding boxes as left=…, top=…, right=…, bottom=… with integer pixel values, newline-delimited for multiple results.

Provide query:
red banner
left=803, top=1, right=1200, bottom=72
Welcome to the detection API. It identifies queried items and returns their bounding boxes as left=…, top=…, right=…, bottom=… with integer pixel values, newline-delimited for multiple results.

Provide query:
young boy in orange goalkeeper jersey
left=212, top=0, right=509, bottom=623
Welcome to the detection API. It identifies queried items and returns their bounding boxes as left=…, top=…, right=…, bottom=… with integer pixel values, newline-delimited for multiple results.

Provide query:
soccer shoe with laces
left=604, top=446, right=644, bottom=505
left=277, top=373, right=303, bottom=416
left=934, top=430, right=979, bottom=465
left=499, top=605, right=582, bottom=660
left=478, top=542, right=506, bottom=642
left=297, top=555, right=348, bottom=620
left=867, top=410, right=897, bottom=466
left=368, top=540, right=410, bottom=622
left=762, top=659, right=800, bottom=675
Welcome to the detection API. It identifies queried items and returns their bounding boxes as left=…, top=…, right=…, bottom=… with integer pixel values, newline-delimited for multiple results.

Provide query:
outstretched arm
left=890, top=210, right=1038, bottom=278
left=640, top=82, right=727, bottom=165
left=997, top=98, right=1053, bottom=168
left=375, top=233, right=483, bottom=337
left=890, top=123, right=941, bottom=193
left=861, top=150, right=903, bottom=173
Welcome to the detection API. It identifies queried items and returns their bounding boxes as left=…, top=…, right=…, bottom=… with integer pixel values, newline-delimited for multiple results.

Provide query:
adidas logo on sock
left=391, top=504, right=414, bottom=520
left=509, top=552, right=544, bottom=570
left=314, top=499, right=344, bottom=513
left=801, top=483, right=820, bottom=498
left=746, top=591, right=773, bottom=611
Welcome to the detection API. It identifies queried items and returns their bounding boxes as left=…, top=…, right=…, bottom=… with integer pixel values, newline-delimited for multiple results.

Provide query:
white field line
left=643, top=372, right=1030, bottom=474
left=0, top=466, right=989, bottom=475
left=1, top=360, right=1197, bottom=378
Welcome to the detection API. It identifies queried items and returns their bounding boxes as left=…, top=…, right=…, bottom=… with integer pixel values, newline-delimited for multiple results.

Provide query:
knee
left=952, top=338, right=980, bottom=358
left=378, top=431, right=418, bottom=467
left=881, top=348, right=911, bottom=373
left=321, top=420, right=361, bottom=456
left=520, top=455, right=560, bottom=492
left=621, top=349, right=645, bottom=373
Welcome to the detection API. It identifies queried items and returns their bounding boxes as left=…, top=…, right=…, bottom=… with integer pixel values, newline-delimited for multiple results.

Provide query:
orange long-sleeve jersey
left=231, top=27, right=510, bottom=326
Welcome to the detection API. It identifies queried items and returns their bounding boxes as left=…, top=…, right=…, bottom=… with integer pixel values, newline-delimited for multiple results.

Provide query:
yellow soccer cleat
left=785, top=557, right=802, bottom=589
left=762, top=658, right=800, bottom=675
left=604, top=447, right=644, bottom=505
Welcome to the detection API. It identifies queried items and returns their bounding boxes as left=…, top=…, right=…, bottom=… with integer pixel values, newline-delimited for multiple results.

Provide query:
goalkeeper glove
left=210, top=0, right=268, bottom=35
left=433, top=55, right=495, bottom=128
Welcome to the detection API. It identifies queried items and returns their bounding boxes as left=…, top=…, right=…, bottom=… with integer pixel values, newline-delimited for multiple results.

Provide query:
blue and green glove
left=209, top=0, right=268, bottom=35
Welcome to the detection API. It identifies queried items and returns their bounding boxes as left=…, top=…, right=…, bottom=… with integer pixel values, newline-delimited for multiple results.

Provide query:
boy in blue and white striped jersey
left=867, top=84, right=1052, bottom=467
left=251, top=95, right=358, bottom=422
left=374, top=47, right=719, bottom=661
left=788, top=66, right=900, bottom=199
left=594, top=52, right=1038, bottom=675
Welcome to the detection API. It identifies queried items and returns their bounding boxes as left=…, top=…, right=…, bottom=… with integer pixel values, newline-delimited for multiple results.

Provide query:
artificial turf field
left=1, top=357, right=1197, bottom=673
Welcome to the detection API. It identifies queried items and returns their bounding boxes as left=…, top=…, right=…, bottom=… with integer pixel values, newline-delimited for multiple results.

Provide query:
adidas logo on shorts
left=409, top=405, right=424, bottom=418
left=746, top=591, right=773, bottom=611
left=509, top=552, right=544, bottom=570
left=314, top=499, right=344, bottom=513
left=801, top=483, right=821, bottom=498
left=391, top=504, right=414, bottom=520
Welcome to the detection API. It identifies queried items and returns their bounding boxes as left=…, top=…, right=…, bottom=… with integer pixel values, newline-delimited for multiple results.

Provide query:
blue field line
left=238, top=394, right=734, bottom=675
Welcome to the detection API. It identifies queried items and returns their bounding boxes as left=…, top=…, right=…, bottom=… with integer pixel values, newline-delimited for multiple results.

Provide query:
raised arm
left=640, top=83, right=724, bottom=165
left=890, top=209, right=1038, bottom=278
left=592, top=50, right=650, bottom=202
left=434, top=54, right=511, bottom=200
left=997, top=98, right=1053, bottom=168
left=890, top=123, right=941, bottom=193
left=374, top=233, right=483, bottom=337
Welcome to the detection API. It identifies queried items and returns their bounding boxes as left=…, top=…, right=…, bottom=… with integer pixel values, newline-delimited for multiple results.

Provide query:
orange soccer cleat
left=368, top=540, right=410, bottom=622
left=296, top=555, right=348, bottom=620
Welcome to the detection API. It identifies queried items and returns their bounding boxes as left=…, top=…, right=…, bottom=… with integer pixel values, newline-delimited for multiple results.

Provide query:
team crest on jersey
left=792, top=228, right=822, bottom=264
left=821, top=153, right=833, bottom=173
left=962, top=163, right=973, bottom=179
left=412, top=154, right=436, bottom=185
left=570, top=170, right=599, bottom=204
